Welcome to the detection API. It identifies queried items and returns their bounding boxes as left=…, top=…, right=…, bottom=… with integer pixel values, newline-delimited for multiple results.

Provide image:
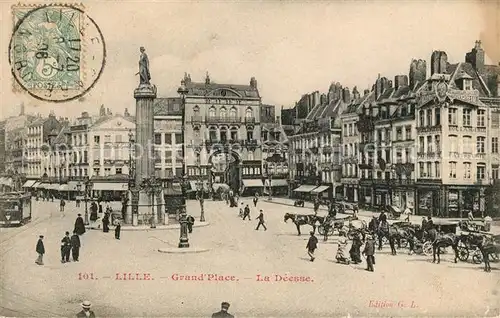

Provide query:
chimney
left=342, top=88, right=351, bottom=103
left=465, top=40, right=485, bottom=73
left=250, top=77, right=257, bottom=89
left=352, top=86, right=360, bottom=100
left=394, top=75, right=409, bottom=90
left=320, top=93, right=327, bottom=105
left=205, top=72, right=211, bottom=85
left=431, top=51, right=448, bottom=75
left=409, top=59, right=427, bottom=89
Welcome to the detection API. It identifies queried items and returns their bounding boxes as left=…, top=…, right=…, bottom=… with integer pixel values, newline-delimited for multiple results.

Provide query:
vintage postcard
left=0, top=0, right=499, bottom=317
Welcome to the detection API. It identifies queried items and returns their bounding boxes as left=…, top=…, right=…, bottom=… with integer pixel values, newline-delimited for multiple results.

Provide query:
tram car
left=0, top=192, right=32, bottom=226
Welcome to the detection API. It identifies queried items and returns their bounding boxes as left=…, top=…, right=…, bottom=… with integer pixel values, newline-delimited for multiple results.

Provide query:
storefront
left=264, top=179, right=288, bottom=197
left=92, top=182, right=128, bottom=201
left=242, top=179, right=264, bottom=196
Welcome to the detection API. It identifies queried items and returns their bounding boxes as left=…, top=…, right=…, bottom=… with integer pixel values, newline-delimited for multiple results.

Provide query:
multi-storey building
left=289, top=83, right=347, bottom=200
left=4, top=104, right=34, bottom=177
left=181, top=73, right=263, bottom=194
left=415, top=41, right=500, bottom=218
left=26, top=113, right=61, bottom=180
left=44, top=124, right=71, bottom=181
left=340, top=88, right=370, bottom=202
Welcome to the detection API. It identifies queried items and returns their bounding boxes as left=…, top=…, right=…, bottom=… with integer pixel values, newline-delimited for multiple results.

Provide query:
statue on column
left=137, top=46, right=151, bottom=85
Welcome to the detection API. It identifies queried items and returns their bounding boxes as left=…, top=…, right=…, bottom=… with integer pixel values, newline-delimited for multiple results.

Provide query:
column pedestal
left=137, top=190, right=152, bottom=224
left=125, top=190, right=133, bottom=224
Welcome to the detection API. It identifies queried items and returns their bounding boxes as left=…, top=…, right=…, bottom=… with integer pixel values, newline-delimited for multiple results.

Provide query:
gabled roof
left=53, top=125, right=70, bottom=145
left=448, top=62, right=490, bottom=97
left=185, top=81, right=260, bottom=99
left=90, top=114, right=135, bottom=129
left=154, top=98, right=182, bottom=116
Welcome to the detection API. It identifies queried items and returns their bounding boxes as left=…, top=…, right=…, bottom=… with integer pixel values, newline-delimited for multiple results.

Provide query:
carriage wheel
left=457, top=247, right=469, bottom=262
left=318, top=225, right=325, bottom=235
left=399, top=238, right=408, bottom=249
left=422, top=242, right=433, bottom=256
left=472, top=251, right=483, bottom=264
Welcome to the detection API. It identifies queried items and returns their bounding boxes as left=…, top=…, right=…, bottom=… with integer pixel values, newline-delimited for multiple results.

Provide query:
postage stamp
left=9, top=3, right=106, bottom=103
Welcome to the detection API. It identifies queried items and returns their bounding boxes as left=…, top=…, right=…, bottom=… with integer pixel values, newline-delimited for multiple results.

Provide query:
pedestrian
left=238, top=202, right=244, bottom=218
left=349, top=232, right=362, bottom=264
left=211, top=301, right=234, bottom=318
left=60, top=231, right=71, bottom=263
left=243, top=204, right=251, bottom=221
left=35, top=235, right=45, bottom=265
left=255, top=209, right=267, bottom=231
left=402, top=206, right=412, bottom=222
left=114, top=220, right=121, bottom=240
left=362, top=235, right=376, bottom=272
left=70, top=231, right=81, bottom=262
left=378, top=210, right=387, bottom=224
left=76, top=196, right=81, bottom=208
left=102, top=212, right=110, bottom=233
left=60, top=198, right=65, bottom=212
left=90, top=202, right=98, bottom=228
left=253, top=193, right=259, bottom=207
left=336, top=231, right=350, bottom=264
left=187, top=215, right=195, bottom=233
left=467, top=210, right=474, bottom=222
left=368, top=216, right=379, bottom=234
left=74, top=213, right=86, bottom=235
left=313, top=199, right=320, bottom=216
left=76, top=300, right=96, bottom=318
left=306, top=231, right=318, bottom=262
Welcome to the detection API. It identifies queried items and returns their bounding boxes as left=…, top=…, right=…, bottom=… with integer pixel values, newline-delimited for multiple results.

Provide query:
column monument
left=130, top=46, right=157, bottom=225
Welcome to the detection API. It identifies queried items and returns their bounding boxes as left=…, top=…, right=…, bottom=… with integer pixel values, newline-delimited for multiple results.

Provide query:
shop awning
left=92, top=182, right=128, bottom=191
left=37, top=183, right=49, bottom=189
left=45, top=184, right=59, bottom=190
left=243, top=179, right=264, bottom=187
left=293, top=185, right=317, bottom=193
left=67, top=181, right=80, bottom=191
left=22, top=180, right=37, bottom=188
left=265, top=179, right=288, bottom=187
left=59, top=184, right=69, bottom=191
left=32, top=182, right=40, bottom=188
left=311, top=185, right=330, bottom=193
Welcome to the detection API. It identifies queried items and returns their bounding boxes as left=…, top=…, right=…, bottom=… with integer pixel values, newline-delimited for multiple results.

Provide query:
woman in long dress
left=336, top=232, right=350, bottom=264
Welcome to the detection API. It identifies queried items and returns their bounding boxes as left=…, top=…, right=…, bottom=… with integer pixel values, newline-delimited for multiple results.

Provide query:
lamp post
left=84, top=176, right=91, bottom=225
left=178, top=79, right=189, bottom=248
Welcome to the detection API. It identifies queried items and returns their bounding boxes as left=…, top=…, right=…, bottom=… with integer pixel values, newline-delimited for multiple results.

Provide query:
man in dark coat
left=306, top=231, right=318, bottom=262
left=242, top=204, right=251, bottom=221
left=212, top=302, right=234, bottom=318
left=186, top=215, right=195, bottom=233
left=102, top=212, right=110, bottom=232
left=115, top=221, right=121, bottom=240
left=76, top=300, right=96, bottom=318
left=255, top=210, right=267, bottom=231
left=35, top=235, right=45, bottom=265
left=76, top=196, right=81, bottom=208
left=74, top=214, right=86, bottom=235
left=378, top=211, right=387, bottom=224
left=253, top=194, right=259, bottom=207
left=90, top=202, right=98, bottom=223
left=60, top=199, right=65, bottom=212
left=362, top=235, right=376, bottom=272
left=70, top=231, right=81, bottom=262
left=349, top=232, right=363, bottom=264
left=368, top=216, right=379, bottom=234
left=61, top=232, right=71, bottom=263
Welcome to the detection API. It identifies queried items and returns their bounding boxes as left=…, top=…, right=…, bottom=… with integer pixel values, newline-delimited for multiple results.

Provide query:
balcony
left=206, top=116, right=241, bottom=124
left=448, top=151, right=460, bottom=158
left=476, top=153, right=486, bottom=159
left=244, top=117, right=256, bottom=124
left=416, top=125, right=442, bottom=133
left=191, top=116, right=203, bottom=123
left=389, top=179, right=415, bottom=186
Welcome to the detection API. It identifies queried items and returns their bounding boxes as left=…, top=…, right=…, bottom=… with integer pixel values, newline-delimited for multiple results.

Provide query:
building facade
left=181, top=73, right=262, bottom=194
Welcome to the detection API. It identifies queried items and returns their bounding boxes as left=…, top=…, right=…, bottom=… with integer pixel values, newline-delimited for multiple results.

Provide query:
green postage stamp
left=9, top=3, right=106, bottom=102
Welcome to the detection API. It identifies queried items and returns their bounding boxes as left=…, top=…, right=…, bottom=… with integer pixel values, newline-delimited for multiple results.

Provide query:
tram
left=0, top=192, right=32, bottom=226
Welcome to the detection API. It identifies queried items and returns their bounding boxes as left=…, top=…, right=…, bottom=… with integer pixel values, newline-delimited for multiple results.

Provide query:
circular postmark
left=8, top=4, right=106, bottom=103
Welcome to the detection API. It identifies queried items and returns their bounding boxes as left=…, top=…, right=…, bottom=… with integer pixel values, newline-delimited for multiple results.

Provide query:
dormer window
left=463, top=79, right=472, bottom=90
left=456, top=71, right=473, bottom=90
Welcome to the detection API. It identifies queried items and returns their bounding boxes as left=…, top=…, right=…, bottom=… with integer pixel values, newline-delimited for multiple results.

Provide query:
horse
left=479, top=242, right=500, bottom=272
left=284, top=213, right=322, bottom=235
left=427, top=229, right=460, bottom=264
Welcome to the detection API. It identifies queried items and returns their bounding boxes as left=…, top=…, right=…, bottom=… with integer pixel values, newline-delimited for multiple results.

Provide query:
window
left=209, top=106, right=216, bottom=118
left=165, top=151, right=172, bottom=163
left=477, top=136, right=485, bottom=153
left=396, top=128, right=402, bottom=141
left=419, top=136, right=424, bottom=153
left=230, top=128, right=238, bottom=141
left=405, top=148, right=410, bottom=163
left=230, top=107, right=237, bottom=119
left=492, top=137, right=499, bottom=153
left=104, top=168, right=111, bottom=176
left=463, top=109, right=472, bottom=126
left=220, top=127, right=227, bottom=142
left=405, top=126, right=411, bottom=140
left=396, top=150, right=402, bottom=163
left=164, top=134, right=171, bottom=144
left=104, top=135, right=111, bottom=143
left=385, top=149, right=391, bottom=163
left=83, top=151, right=88, bottom=163
left=435, top=108, right=441, bottom=126
left=477, top=164, right=486, bottom=180
left=419, top=110, right=424, bottom=127
left=377, top=130, right=383, bottom=143
left=349, top=124, right=353, bottom=136
left=209, top=128, right=217, bottom=141
left=477, top=109, right=486, bottom=127
left=220, top=107, right=227, bottom=119
left=245, top=108, right=253, bottom=118
left=450, top=135, right=457, bottom=152
left=116, top=167, right=122, bottom=174
left=426, top=162, right=432, bottom=177
left=427, top=136, right=433, bottom=152
left=193, top=105, right=200, bottom=116
left=492, top=165, right=499, bottom=180
left=449, top=162, right=457, bottom=178
left=193, top=127, right=200, bottom=140
left=93, top=168, right=100, bottom=176
left=419, top=162, right=425, bottom=178
left=248, top=151, right=254, bottom=160
left=435, top=135, right=440, bottom=152
left=448, top=108, right=457, bottom=125
left=464, top=79, right=472, bottom=90
left=94, top=135, right=100, bottom=144
left=435, top=162, right=440, bottom=178
left=343, top=124, right=347, bottom=137
left=154, top=133, right=162, bottom=145
left=385, top=128, right=391, bottom=142
left=463, top=136, right=472, bottom=154
left=247, top=128, right=253, bottom=141
left=492, top=112, right=500, bottom=128
left=175, top=133, right=183, bottom=144
left=262, top=131, right=268, bottom=141
left=464, top=162, right=471, bottom=179
left=426, top=109, right=432, bottom=127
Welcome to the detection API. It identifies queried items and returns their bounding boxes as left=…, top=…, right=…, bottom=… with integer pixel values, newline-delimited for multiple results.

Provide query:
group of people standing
left=238, top=195, right=267, bottom=231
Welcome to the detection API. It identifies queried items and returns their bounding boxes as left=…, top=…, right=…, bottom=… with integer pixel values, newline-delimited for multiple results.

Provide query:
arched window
left=209, top=127, right=217, bottom=141
left=230, top=107, right=237, bottom=119
left=220, top=107, right=227, bottom=119
left=220, top=127, right=228, bottom=142
left=193, top=105, right=200, bottom=117
left=230, top=127, right=238, bottom=141
left=245, top=107, right=253, bottom=118
left=209, top=106, right=216, bottom=118
left=193, top=127, right=200, bottom=140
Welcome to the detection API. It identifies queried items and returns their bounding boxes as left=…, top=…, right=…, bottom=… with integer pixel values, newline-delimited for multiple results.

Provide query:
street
left=1, top=198, right=499, bottom=317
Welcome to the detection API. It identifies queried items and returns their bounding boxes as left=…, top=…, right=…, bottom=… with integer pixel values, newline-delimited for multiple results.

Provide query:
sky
left=0, top=0, right=497, bottom=119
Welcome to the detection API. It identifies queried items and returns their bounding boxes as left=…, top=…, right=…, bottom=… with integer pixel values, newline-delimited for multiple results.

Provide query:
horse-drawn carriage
left=386, top=205, right=403, bottom=220
left=317, top=215, right=367, bottom=238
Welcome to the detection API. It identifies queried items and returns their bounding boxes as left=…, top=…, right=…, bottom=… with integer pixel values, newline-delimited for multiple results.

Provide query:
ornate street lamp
left=178, top=174, right=190, bottom=248
left=84, top=176, right=92, bottom=225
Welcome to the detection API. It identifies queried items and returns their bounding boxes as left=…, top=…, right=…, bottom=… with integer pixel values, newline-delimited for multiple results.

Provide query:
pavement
left=0, top=198, right=499, bottom=317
